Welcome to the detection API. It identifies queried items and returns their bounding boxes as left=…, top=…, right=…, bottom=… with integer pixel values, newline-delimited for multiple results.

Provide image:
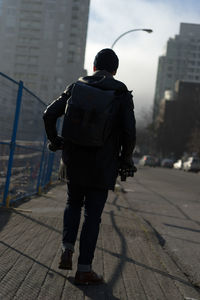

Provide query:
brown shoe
left=74, top=270, right=104, bottom=285
left=58, top=249, right=73, bottom=270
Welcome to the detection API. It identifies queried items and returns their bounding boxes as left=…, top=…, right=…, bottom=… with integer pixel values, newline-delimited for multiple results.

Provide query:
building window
left=188, top=68, right=194, bottom=73
left=68, top=51, right=75, bottom=63
left=189, top=60, right=195, bottom=65
left=69, top=44, right=76, bottom=51
left=6, top=15, right=16, bottom=28
left=57, top=51, right=62, bottom=58
left=56, top=58, right=62, bottom=65
left=30, top=38, right=41, bottom=46
left=20, top=20, right=29, bottom=28
left=15, top=63, right=27, bottom=72
left=56, top=77, right=62, bottom=84
left=59, top=23, right=65, bottom=31
left=29, top=56, right=38, bottom=64
left=16, top=55, right=27, bottom=63
left=30, top=47, right=39, bottom=55
left=57, top=41, right=63, bottom=49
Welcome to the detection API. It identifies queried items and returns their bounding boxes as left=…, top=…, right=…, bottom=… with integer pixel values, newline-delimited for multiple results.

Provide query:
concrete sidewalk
left=0, top=182, right=199, bottom=300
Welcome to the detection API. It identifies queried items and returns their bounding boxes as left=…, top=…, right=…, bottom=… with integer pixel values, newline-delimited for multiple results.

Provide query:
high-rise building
left=153, top=22, right=200, bottom=119
left=0, top=0, right=90, bottom=102
left=155, top=80, right=200, bottom=157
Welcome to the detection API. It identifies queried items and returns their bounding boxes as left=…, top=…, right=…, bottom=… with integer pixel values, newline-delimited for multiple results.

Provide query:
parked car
left=161, top=158, right=173, bottom=168
left=183, top=157, right=200, bottom=172
left=173, top=159, right=183, bottom=170
left=139, top=155, right=156, bottom=167
left=154, top=157, right=161, bottom=167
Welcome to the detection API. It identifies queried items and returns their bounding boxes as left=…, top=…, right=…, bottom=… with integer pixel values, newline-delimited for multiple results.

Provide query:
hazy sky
left=84, top=0, right=200, bottom=117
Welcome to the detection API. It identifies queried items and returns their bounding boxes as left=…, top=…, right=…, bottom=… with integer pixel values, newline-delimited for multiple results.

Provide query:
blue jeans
left=63, top=183, right=108, bottom=271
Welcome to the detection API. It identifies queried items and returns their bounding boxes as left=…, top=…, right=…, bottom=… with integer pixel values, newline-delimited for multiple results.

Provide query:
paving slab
left=0, top=182, right=199, bottom=300
left=120, top=166, right=200, bottom=289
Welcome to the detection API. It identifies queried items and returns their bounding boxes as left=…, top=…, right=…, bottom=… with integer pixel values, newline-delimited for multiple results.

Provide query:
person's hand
left=119, top=157, right=137, bottom=181
left=48, top=136, right=64, bottom=152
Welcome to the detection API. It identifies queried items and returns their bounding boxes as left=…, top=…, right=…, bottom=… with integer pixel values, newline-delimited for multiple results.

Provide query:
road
left=122, top=166, right=200, bottom=287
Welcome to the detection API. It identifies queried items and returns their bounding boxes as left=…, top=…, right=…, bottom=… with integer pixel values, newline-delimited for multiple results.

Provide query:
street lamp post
left=111, top=28, right=153, bottom=49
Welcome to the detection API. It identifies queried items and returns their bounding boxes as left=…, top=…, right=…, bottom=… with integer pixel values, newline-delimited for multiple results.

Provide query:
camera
left=118, top=165, right=137, bottom=181
left=119, top=169, right=127, bottom=181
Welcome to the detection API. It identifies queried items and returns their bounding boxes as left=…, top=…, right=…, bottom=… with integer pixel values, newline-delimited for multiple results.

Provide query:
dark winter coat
left=43, top=70, right=136, bottom=190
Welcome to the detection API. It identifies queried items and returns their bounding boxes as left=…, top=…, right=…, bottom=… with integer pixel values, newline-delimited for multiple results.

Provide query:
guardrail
left=0, top=72, right=60, bottom=207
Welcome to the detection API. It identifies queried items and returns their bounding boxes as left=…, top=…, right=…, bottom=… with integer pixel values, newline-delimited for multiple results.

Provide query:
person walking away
left=43, top=48, right=136, bottom=285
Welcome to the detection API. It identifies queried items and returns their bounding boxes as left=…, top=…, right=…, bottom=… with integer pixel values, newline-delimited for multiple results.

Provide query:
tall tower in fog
left=153, top=23, right=200, bottom=119
left=0, top=0, right=90, bottom=102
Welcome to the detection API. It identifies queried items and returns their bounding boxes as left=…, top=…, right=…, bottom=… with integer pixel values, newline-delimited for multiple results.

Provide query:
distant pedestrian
left=43, top=48, right=136, bottom=285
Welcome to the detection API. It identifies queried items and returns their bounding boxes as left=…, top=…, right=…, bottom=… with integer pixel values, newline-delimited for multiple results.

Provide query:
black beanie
left=94, top=48, right=119, bottom=73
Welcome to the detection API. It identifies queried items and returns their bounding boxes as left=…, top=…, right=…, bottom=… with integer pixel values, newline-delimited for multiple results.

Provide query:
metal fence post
left=36, top=133, right=47, bottom=194
left=3, top=81, right=23, bottom=207
left=41, top=143, right=49, bottom=188
left=46, top=151, right=55, bottom=185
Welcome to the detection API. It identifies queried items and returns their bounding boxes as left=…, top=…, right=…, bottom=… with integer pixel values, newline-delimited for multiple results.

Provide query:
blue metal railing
left=2, top=81, right=24, bottom=206
left=0, top=72, right=60, bottom=207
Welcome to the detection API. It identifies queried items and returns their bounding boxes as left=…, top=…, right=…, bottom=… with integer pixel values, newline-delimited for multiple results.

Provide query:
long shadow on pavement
left=0, top=240, right=121, bottom=300
left=99, top=194, right=197, bottom=290
left=10, top=209, right=62, bottom=234
left=0, top=237, right=197, bottom=291
left=67, top=277, right=121, bottom=300
left=164, top=223, right=200, bottom=233
left=164, top=233, right=200, bottom=245
left=107, top=195, right=186, bottom=221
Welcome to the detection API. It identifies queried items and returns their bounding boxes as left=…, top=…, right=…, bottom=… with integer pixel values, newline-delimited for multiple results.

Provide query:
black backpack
left=62, top=81, right=116, bottom=147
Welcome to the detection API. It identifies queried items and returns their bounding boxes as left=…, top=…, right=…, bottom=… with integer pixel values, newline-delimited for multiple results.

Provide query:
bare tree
left=136, top=106, right=156, bottom=155
left=187, top=127, right=200, bottom=156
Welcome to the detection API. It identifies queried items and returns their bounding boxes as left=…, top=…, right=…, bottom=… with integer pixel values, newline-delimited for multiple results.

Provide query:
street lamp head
left=142, top=29, right=153, bottom=33
left=111, top=28, right=153, bottom=49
